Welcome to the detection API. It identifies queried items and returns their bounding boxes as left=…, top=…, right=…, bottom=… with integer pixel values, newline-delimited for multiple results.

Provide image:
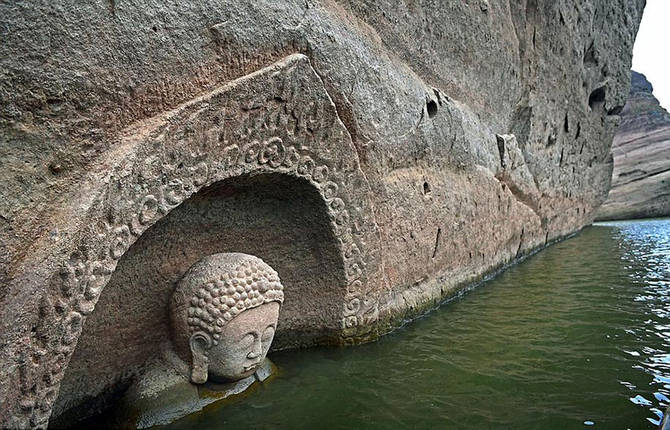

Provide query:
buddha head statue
left=170, top=253, right=284, bottom=384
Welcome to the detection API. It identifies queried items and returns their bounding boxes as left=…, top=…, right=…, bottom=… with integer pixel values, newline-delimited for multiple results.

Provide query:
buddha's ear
left=189, top=331, right=212, bottom=384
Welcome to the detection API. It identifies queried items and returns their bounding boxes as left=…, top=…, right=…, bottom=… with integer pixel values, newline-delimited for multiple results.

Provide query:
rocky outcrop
left=596, top=71, right=670, bottom=220
left=0, top=1, right=644, bottom=427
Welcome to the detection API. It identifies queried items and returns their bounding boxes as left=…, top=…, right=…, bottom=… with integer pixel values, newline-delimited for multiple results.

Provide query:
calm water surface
left=168, top=218, right=670, bottom=429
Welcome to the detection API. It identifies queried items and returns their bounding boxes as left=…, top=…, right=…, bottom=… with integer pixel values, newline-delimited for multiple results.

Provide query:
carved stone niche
left=7, top=54, right=382, bottom=428
left=51, top=173, right=347, bottom=425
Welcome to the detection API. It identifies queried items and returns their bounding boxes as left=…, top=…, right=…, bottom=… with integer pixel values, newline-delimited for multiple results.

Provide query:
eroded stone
left=0, top=1, right=646, bottom=427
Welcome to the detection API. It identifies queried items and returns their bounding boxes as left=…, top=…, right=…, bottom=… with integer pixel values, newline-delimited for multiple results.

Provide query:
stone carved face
left=170, top=253, right=284, bottom=384
left=190, top=302, right=279, bottom=381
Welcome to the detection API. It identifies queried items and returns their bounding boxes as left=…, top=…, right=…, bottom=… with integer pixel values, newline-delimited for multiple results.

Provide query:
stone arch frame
left=52, top=170, right=353, bottom=423
left=9, top=54, right=382, bottom=428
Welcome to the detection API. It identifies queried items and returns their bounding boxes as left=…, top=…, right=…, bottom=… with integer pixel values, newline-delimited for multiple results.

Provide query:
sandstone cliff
left=596, top=71, right=670, bottom=221
left=0, top=1, right=644, bottom=427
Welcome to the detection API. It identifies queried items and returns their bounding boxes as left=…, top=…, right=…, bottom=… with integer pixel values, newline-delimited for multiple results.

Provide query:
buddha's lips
left=243, top=364, right=259, bottom=372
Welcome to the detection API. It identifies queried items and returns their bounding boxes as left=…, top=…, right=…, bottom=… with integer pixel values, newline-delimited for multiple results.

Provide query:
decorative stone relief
left=8, top=54, right=381, bottom=428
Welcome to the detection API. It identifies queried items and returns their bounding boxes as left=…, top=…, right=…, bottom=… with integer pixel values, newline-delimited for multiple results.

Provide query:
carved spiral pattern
left=12, top=58, right=379, bottom=428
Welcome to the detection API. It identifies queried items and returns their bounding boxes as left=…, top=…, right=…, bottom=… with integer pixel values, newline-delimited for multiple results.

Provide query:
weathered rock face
left=0, top=1, right=644, bottom=427
left=596, top=71, right=670, bottom=221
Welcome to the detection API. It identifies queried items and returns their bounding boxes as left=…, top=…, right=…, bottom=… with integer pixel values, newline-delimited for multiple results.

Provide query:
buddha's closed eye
left=239, top=333, right=255, bottom=349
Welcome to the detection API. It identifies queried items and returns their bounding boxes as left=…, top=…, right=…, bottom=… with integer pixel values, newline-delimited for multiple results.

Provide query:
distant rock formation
left=596, top=71, right=670, bottom=220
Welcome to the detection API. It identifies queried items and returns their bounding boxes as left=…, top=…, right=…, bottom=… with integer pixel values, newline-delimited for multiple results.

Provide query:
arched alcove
left=8, top=55, right=381, bottom=428
left=52, top=172, right=346, bottom=423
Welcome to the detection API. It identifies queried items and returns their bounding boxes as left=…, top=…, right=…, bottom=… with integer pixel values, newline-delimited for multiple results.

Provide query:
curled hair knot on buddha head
left=185, top=259, right=284, bottom=342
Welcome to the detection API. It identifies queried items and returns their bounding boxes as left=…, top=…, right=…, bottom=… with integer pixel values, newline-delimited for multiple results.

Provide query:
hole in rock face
left=53, top=173, right=347, bottom=425
left=588, top=86, right=606, bottom=110
left=547, top=131, right=557, bottom=147
left=426, top=100, right=438, bottom=118
left=423, top=181, right=432, bottom=196
left=152, top=25, right=157, bottom=32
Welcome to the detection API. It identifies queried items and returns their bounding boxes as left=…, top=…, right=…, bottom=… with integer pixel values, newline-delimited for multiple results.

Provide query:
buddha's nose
left=247, top=337, right=262, bottom=360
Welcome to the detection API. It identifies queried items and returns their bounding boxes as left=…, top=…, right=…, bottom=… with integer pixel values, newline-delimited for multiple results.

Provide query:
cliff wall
left=596, top=70, right=670, bottom=221
left=0, top=0, right=644, bottom=427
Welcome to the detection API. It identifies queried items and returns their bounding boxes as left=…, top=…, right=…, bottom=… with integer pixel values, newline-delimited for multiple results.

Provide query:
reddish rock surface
left=0, top=1, right=645, bottom=426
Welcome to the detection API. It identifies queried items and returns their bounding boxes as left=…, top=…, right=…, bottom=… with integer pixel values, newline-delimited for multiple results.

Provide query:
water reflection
left=165, top=218, right=670, bottom=430
left=599, top=218, right=670, bottom=427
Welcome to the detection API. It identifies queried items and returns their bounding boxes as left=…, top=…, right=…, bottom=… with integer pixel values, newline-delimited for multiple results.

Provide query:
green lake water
left=167, top=218, right=670, bottom=429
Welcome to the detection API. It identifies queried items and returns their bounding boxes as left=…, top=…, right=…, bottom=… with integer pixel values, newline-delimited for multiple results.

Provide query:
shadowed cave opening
left=588, top=86, right=606, bottom=110
left=426, top=100, right=438, bottom=118
left=52, top=172, right=347, bottom=426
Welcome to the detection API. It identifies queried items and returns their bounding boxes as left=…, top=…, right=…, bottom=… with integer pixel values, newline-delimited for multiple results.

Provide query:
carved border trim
left=9, top=54, right=380, bottom=428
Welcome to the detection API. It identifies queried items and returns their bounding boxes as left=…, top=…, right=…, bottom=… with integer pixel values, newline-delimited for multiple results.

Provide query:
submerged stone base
left=53, top=357, right=275, bottom=429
